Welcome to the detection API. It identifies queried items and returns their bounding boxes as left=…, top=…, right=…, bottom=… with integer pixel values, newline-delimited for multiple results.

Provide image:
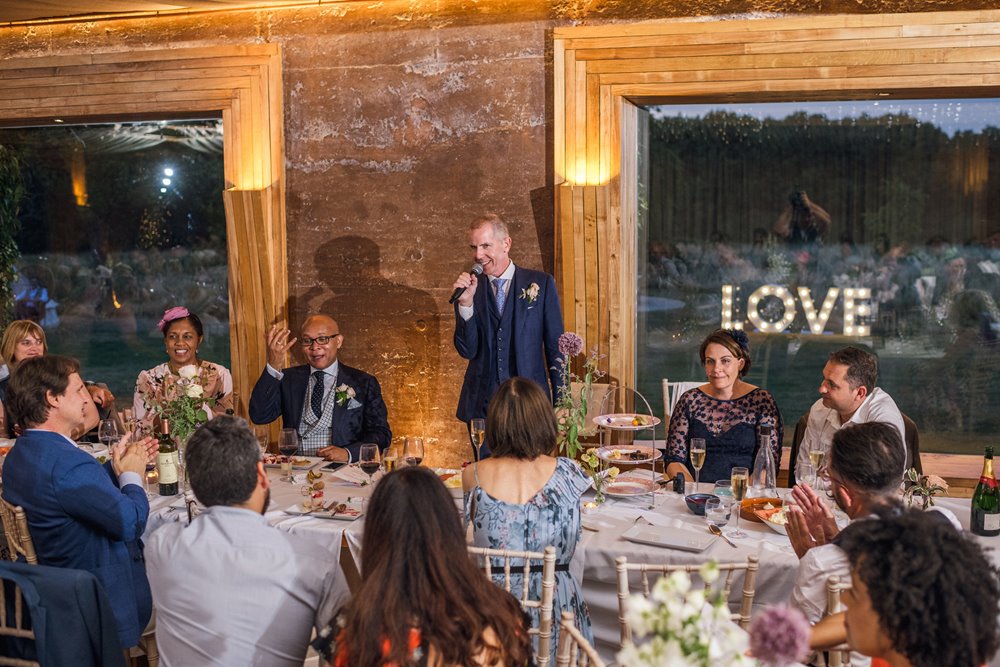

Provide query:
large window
left=0, top=121, right=228, bottom=400
left=636, top=100, right=1000, bottom=454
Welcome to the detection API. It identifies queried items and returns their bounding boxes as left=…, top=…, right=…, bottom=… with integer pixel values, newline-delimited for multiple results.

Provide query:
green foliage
left=0, top=145, right=24, bottom=328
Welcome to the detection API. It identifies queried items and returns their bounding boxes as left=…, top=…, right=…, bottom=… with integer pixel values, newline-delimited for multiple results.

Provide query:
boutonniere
left=520, top=282, right=540, bottom=305
left=334, top=383, right=356, bottom=406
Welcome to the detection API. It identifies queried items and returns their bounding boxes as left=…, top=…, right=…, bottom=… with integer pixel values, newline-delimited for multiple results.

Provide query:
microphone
left=449, top=263, right=484, bottom=304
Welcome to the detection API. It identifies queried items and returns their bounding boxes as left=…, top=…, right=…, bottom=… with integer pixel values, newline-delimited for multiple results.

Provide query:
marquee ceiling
left=0, top=1, right=315, bottom=23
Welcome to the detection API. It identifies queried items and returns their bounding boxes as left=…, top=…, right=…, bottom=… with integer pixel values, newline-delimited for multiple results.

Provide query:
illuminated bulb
left=160, top=187, right=167, bottom=193
left=750, top=296, right=760, bottom=305
left=724, top=299, right=732, bottom=305
left=733, top=322, right=743, bottom=330
left=162, top=178, right=171, bottom=186
left=845, top=326, right=854, bottom=334
left=845, top=289, right=854, bottom=297
left=164, top=168, right=174, bottom=176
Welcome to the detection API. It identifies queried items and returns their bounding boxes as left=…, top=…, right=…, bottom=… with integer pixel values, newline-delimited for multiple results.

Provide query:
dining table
left=142, top=463, right=1000, bottom=667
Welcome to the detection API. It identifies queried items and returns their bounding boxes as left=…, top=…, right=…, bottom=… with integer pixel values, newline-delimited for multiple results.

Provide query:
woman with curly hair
left=133, top=306, right=233, bottom=427
left=828, top=506, right=999, bottom=667
left=665, top=329, right=783, bottom=483
left=319, top=465, right=534, bottom=667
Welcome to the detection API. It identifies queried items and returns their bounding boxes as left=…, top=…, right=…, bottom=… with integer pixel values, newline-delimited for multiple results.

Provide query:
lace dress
left=465, top=456, right=592, bottom=661
left=666, top=387, right=783, bottom=483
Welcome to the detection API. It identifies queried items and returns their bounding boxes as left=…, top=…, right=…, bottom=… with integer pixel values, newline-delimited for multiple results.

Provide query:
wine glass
left=253, top=424, right=270, bottom=456
left=403, top=437, right=424, bottom=467
left=98, top=419, right=119, bottom=454
left=729, top=466, right=749, bottom=538
left=470, top=419, right=486, bottom=462
left=690, top=438, right=706, bottom=494
left=359, top=444, right=381, bottom=509
left=278, top=428, right=299, bottom=482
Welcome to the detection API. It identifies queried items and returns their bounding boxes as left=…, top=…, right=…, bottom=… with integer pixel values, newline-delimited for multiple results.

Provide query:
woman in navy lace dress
left=665, top=329, right=783, bottom=483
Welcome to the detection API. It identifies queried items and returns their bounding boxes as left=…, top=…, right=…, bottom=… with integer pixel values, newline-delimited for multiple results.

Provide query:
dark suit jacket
left=1, top=429, right=152, bottom=649
left=454, top=266, right=565, bottom=422
left=248, top=362, right=392, bottom=459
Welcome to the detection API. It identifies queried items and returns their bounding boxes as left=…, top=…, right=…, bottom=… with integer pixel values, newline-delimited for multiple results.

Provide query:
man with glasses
left=249, top=314, right=391, bottom=462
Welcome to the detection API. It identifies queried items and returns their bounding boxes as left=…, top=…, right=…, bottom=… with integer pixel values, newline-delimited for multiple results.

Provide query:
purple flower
left=749, top=605, right=810, bottom=667
left=558, top=332, right=584, bottom=357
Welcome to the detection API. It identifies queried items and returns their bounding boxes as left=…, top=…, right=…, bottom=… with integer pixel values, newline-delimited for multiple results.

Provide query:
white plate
left=756, top=507, right=789, bottom=535
left=595, top=445, right=663, bottom=465
left=262, top=455, right=325, bottom=470
left=593, top=413, right=661, bottom=431
left=283, top=502, right=363, bottom=521
left=77, top=442, right=109, bottom=458
left=604, top=478, right=659, bottom=497
left=621, top=524, right=716, bottom=552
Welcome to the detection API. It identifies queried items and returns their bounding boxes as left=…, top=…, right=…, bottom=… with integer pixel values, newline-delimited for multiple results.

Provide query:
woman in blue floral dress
left=462, top=377, right=592, bottom=662
left=665, top=329, right=783, bottom=484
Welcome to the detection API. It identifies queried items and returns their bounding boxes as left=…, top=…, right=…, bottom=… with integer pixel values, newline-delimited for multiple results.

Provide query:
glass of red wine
left=359, top=443, right=381, bottom=510
left=278, top=428, right=299, bottom=482
left=403, top=437, right=424, bottom=467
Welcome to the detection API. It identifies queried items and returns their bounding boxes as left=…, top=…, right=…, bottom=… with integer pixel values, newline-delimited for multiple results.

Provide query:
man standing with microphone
left=451, top=213, right=565, bottom=459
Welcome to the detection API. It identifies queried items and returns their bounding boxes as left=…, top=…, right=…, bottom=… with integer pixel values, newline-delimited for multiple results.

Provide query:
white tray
left=622, top=524, right=716, bottom=552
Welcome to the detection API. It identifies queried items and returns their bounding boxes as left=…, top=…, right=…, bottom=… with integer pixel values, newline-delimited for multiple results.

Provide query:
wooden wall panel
left=0, top=45, right=287, bottom=418
left=553, top=9, right=1000, bottom=391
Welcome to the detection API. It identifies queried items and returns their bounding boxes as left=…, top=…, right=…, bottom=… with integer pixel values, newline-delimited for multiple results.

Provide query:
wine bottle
left=971, top=446, right=1000, bottom=537
left=158, top=418, right=180, bottom=496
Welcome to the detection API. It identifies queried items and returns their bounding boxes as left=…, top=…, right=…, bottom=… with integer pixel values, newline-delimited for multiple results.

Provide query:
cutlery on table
left=709, top=523, right=738, bottom=548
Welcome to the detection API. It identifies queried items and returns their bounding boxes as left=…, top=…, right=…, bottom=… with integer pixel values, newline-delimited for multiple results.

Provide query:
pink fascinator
left=158, top=306, right=190, bottom=332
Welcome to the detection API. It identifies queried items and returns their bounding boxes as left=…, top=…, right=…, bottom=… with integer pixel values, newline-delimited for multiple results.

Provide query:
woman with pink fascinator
left=132, top=306, right=234, bottom=427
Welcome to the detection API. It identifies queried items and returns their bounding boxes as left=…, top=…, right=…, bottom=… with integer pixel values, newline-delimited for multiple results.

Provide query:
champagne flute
left=470, top=419, right=486, bottom=462
left=253, top=424, right=270, bottom=456
left=382, top=445, right=398, bottom=473
left=729, top=466, right=749, bottom=538
left=403, top=437, right=424, bottom=467
left=278, top=428, right=299, bottom=482
left=808, top=445, right=826, bottom=472
left=690, top=438, right=706, bottom=494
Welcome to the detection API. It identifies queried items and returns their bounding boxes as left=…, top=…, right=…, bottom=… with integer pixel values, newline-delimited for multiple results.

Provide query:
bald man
left=248, top=315, right=391, bottom=462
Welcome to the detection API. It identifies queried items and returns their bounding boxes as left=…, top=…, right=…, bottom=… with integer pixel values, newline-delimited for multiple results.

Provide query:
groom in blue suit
left=453, top=214, right=565, bottom=458
left=1, top=355, right=157, bottom=649
left=249, top=314, right=391, bottom=462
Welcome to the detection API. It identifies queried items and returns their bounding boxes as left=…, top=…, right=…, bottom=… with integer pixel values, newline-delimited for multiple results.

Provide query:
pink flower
left=558, top=331, right=584, bottom=357
left=158, top=306, right=190, bottom=331
left=749, top=605, right=810, bottom=667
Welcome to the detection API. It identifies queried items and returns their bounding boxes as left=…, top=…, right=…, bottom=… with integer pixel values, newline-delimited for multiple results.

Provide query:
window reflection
left=638, top=100, right=1000, bottom=454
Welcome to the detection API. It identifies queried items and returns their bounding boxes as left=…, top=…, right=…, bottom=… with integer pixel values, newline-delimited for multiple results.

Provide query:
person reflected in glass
left=133, top=307, right=233, bottom=428
left=665, top=329, right=782, bottom=484
left=316, top=466, right=532, bottom=666
left=461, top=376, right=592, bottom=660
left=773, top=189, right=831, bottom=246
left=0, top=319, right=114, bottom=438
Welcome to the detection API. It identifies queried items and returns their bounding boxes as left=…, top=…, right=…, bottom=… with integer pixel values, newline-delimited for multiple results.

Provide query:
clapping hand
left=112, top=436, right=154, bottom=477
left=265, top=324, right=298, bottom=370
left=786, top=482, right=839, bottom=558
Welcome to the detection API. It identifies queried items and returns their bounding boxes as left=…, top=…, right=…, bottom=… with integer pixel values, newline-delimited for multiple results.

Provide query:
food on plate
left=609, top=448, right=648, bottom=461
left=306, top=469, right=323, bottom=482
left=631, top=415, right=648, bottom=426
left=263, top=454, right=311, bottom=467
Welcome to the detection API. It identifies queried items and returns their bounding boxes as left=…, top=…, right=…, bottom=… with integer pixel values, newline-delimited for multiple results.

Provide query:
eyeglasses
left=300, top=334, right=340, bottom=347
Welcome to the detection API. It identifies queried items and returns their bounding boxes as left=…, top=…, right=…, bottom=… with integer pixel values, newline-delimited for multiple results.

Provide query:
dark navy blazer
left=248, top=362, right=392, bottom=459
left=454, top=266, right=565, bottom=423
left=1, top=429, right=151, bottom=649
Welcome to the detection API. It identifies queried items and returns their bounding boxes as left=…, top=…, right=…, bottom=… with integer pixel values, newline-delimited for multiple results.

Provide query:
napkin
left=329, top=465, right=381, bottom=486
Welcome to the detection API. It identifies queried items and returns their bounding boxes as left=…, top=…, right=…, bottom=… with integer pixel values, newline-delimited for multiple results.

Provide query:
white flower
left=185, top=383, right=204, bottom=398
left=699, top=560, right=719, bottom=585
left=520, top=282, right=540, bottom=304
left=177, top=365, right=199, bottom=380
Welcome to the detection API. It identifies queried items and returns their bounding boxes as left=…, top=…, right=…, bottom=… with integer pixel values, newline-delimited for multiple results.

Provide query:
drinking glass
left=690, top=438, right=706, bottom=494
left=278, top=428, right=299, bottom=482
left=359, top=444, right=381, bottom=509
left=470, top=419, right=486, bottom=462
left=98, top=419, right=119, bottom=453
left=253, top=425, right=270, bottom=456
left=705, top=497, right=729, bottom=528
left=403, top=437, right=424, bottom=467
left=729, top=466, right=749, bottom=538
left=796, top=461, right=817, bottom=488
left=382, top=445, right=399, bottom=473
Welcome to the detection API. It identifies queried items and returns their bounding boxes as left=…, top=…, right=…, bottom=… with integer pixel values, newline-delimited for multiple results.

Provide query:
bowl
left=740, top=497, right=783, bottom=523
left=754, top=506, right=789, bottom=534
left=684, top=493, right=718, bottom=516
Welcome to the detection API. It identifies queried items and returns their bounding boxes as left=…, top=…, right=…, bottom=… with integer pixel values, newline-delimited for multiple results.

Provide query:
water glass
left=796, top=461, right=817, bottom=488
left=712, top=479, right=733, bottom=498
left=705, top=497, right=729, bottom=528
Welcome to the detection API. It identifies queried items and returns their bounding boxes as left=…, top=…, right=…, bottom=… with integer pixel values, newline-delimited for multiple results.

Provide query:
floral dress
left=465, top=456, right=592, bottom=661
left=132, top=360, right=234, bottom=426
left=666, top=387, right=783, bottom=483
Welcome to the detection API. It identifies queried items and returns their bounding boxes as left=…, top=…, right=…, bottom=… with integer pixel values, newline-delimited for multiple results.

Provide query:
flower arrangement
left=554, top=331, right=603, bottom=460
left=617, top=561, right=753, bottom=667
left=146, top=363, right=216, bottom=444
left=901, top=468, right=949, bottom=509
left=334, top=383, right=356, bottom=407
left=581, top=447, right=619, bottom=504
left=748, top=605, right=811, bottom=667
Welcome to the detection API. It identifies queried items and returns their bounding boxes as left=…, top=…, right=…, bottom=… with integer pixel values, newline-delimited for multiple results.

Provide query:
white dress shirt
left=458, top=260, right=516, bottom=321
left=146, top=505, right=347, bottom=667
left=797, top=387, right=907, bottom=473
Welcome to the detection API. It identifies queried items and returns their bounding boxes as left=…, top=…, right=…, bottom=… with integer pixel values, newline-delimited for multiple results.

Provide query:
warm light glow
left=747, top=285, right=796, bottom=333
left=112, top=290, right=122, bottom=310
left=163, top=168, right=174, bottom=177
left=798, top=286, right=839, bottom=335
left=71, top=149, right=88, bottom=207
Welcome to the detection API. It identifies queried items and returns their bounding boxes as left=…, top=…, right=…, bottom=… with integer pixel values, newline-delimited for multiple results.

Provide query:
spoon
left=709, top=523, right=738, bottom=548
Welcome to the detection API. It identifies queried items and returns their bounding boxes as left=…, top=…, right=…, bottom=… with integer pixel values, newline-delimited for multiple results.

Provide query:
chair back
left=660, top=379, right=701, bottom=424
left=570, top=381, right=617, bottom=438
left=824, top=575, right=852, bottom=667
left=0, top=578, right=39, bottom=666
left=902, top=412, right=921, bottom=474
left=554, top=611, right=605, bottom=667
left=787, top=412, right=809, bottom=487
left=0, top=500, right=36, bottom=565
left=468, top=545, right=556, bottom=667
left=615, top=554, right=759, bottom=647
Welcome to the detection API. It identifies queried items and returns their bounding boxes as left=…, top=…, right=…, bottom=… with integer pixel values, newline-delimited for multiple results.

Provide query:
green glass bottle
left=157, top=418, right=180, bottom=497
left=971, top=446, right=1000, bottom=537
